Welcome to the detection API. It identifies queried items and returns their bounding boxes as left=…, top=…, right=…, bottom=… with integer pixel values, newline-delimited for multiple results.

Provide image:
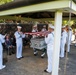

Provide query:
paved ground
left=59, top=45, right=76, bottom=75
left=0, top=45, right=76, bottom=75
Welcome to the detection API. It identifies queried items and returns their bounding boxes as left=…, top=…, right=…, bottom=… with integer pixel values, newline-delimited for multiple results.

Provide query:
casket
left=30, top=37, right=47, bottom=50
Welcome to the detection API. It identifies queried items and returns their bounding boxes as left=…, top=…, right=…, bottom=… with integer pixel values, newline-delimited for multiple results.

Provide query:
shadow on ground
left=0, top=45, right=76, bottom=75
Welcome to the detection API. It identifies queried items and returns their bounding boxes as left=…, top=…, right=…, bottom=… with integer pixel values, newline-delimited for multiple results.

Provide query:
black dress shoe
left=12, top=52, right=15, bottom=54
left=18, top=58, right=21, bottom=60
left=44, top=70, right=51, bottom=74
left=44, top=69, right=48, bottom=73
left=9, top=53, right=12, bottom=55
left=41, top=56, right=44, bottom=58
left=21, top=56, right=24, bottom=58
left=34, top=54, right=37, bottom=56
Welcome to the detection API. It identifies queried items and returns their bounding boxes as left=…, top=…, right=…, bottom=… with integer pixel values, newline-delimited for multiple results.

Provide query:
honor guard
left=44, top=24, right=54, bottom=73
left=41, top=25, right=47, bottom=32
left=0, top=34, right=6, bottom=70
left=60, top=26, right=67, bottom=58
left=32, top=25, right=38, bottom=55
left=32, top=25, right=38, bottom=38
left=14, top=26, right=25, bottom=60
left=41, top=25, right=47, bottom=58
left=66, top=26, right=72, bottom=52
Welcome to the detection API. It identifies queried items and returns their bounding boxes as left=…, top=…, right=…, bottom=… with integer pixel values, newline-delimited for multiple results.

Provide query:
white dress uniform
left=0, top=34, right=6, bottom=70
left=32, top=28, right=38, bottom=55
left=41, top=28, right=47, bottom=57
left=45, top=31, right=54, bottom=73
left=67, top=30, right=72, bottom=52
left=14, top=31, right=25, bottom=59
left=41, top=28, right=46, bottom=32
left=32, top=29, right=38, bottom=38
left=60, top=30, right=67, bottom=58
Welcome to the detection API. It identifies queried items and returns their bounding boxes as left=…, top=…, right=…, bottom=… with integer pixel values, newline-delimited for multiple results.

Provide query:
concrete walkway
left=0, top=45, right=76, bottom=75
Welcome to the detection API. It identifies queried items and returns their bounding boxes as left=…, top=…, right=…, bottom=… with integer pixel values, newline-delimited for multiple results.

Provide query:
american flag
left=24, top=31, right=50, bottom=37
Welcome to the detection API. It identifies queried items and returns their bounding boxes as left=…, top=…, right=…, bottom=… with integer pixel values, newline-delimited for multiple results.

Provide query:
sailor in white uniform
left=67, top=27, right=72, bottom=52
left=60, top=26, right=67, bottom=58
left=32, top=25, right=38, bottom=38
left=32, top=25, right=38, bottom=55
left=44, top=24, right=54, bottom=73
left=14, top=26, right=25, bottom=60
left=0, top=34, right=6, bottom=70
left=41, top=25, right=47, bottom=32
left=41, top=25, right=47, bottom=58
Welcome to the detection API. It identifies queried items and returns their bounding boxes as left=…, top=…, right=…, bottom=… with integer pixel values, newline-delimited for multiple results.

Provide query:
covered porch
left=0, top=0, right=76, bottom=75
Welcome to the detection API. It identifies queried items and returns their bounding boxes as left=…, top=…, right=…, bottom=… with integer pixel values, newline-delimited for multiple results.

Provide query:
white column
left=52, top=11, right=62, bottom=75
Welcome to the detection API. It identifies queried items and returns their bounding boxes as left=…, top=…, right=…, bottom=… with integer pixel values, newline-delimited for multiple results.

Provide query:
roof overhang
left=0, top=0, right=76, bottom=16
left=0, top=0, right=53, bottom=11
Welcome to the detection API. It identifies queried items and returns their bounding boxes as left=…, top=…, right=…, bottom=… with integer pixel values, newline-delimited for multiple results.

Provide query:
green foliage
left=0, top=19, right=4, bottom=23
left=71, top=21, right=76, bottom=29
left=0, top=0, right=13, bottom=5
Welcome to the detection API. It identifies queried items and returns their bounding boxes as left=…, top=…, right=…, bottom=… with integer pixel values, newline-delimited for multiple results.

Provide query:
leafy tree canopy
left=0, top=0, right=13, bottom=5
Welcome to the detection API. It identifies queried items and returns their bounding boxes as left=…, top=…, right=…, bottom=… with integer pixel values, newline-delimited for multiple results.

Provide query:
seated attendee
left=11, top=36, right=16, bottom=47
left=5, top=34, right=15, bottom=55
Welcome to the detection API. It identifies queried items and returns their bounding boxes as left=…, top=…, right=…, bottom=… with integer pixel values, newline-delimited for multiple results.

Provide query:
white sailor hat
left=17, top=26, right=22, bottom=28
left=49, top=24, right=54, bottom=29
left=69, top=27, right=72, bottom=30
left=62, top=26, right=65, bottom=28
left=43, top=25, right=46, bottom=27
left=33, top=25, right=37, bottom=27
